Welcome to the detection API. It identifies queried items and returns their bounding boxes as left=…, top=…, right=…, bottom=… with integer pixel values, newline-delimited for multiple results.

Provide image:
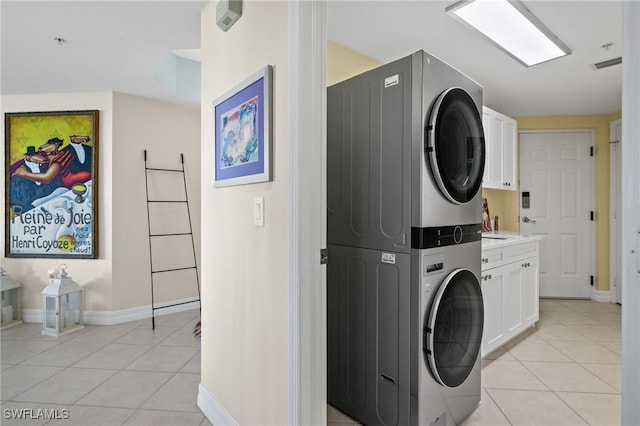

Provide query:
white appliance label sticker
left=384, top=74, right=399, bottom=88
left=381, top=252, right=396, bottom=264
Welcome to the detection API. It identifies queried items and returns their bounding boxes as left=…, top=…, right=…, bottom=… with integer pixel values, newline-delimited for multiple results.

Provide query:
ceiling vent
left=593, top=57, right=622, bottom=70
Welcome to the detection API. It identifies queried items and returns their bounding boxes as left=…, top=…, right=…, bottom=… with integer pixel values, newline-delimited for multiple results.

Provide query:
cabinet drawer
left=503, top=241, right=538, bottom=264
left=481, top=248, right=503, bottom=270
left=482, top=241, right=538, bottom=271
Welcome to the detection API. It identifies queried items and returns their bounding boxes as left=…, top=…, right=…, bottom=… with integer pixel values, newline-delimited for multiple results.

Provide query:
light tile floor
left=329, top=299, right=622, bottom=426
left=1, top=300, right=622, bottom=426
left=1, top=309, right=210, bottom=426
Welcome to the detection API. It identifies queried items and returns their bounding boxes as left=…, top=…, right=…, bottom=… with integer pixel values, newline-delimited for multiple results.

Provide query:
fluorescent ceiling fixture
left=446, top=0, right=571, bottom=67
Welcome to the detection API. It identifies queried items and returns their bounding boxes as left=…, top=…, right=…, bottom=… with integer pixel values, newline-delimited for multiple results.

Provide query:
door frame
left=288, top=1, right=327, bottom=424
left=610, top=119, right=622, bottom=304
left=518, top=129, right=595, bottom=299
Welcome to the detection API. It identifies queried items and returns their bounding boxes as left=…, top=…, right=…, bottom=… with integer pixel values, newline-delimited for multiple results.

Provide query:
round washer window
left=427, top=88, right=485, bottom=204
left=424, top=268, right=484, bottom=388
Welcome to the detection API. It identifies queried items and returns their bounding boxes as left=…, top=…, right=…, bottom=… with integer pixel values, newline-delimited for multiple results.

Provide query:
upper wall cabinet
left=482, top=106, right=517, bottom=191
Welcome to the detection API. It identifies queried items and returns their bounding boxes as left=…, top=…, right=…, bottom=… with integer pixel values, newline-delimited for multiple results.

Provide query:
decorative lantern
left=41, top=264, right=84, bottom=336
left=1, top=267, right=23, bottom=330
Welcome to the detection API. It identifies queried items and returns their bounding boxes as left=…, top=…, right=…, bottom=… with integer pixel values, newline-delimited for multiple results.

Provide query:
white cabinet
left=481, top=238, right=540, bottom=358
left=482, top=106, right=518, bottom=191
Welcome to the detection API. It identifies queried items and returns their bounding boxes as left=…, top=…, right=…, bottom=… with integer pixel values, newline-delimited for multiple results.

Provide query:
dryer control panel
left=411, top=223, right=482, bottom=249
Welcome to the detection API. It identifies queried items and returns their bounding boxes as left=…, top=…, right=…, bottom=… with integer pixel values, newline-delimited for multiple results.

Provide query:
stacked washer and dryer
left=327, top=50, right=486, bottom=426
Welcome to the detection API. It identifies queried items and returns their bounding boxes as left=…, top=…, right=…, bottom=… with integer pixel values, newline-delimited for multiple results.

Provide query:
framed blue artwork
left=213, top=65, right=272, bottom=187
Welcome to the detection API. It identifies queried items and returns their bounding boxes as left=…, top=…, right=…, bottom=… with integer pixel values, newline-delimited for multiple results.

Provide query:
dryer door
left=427, top=87, right=485, bottom=204
left=424, top=268, right=484, bottom=388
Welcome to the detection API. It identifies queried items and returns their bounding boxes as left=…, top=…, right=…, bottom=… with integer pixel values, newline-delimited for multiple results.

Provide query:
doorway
left=519, top=130, right=595, bottom=299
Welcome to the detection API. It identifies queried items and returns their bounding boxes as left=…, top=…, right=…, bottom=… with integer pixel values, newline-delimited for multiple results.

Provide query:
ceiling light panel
left=447, top=0, right=571, bottom=67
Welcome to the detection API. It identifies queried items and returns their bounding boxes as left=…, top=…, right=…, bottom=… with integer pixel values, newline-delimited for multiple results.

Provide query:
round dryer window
left=427, top=87, right=485, bottom=204
left=424, top=268, right=484, bottom=388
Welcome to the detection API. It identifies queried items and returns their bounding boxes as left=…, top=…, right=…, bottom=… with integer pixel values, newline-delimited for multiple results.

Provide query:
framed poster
left=213, top=65, right=272, bottom=187
left=5, top=110, right=99, bottom=258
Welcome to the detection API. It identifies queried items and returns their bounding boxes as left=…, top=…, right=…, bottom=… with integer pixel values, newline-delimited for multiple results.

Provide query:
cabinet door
left=482, top=108, right=495, bottom=188
left=481, top=107, right=518, bottom=191
left=481, top=270, right=503, bottom=356
left=521, top=257, right=539, bottom=324
left=482, top=107, right=503, bottom=190
left=501, top=261, right=523, bottom=334
left=501, top=116, right=517, bottom=190
left=490, top=112, right=506, bottom=188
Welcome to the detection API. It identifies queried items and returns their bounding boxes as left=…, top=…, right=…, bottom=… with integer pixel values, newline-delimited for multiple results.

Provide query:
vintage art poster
left=5, top=110, right=99, bottom=258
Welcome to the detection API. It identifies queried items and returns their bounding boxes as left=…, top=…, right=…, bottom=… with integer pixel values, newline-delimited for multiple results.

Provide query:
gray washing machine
left=412, top=241, right=484, bottom=425
left=327, top=50, right=485, bottom=425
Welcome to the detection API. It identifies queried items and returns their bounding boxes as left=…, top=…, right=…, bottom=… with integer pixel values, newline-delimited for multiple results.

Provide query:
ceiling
left=1, top=1, right=622, bottom=117
left=0, top=0, right=207, bottom=106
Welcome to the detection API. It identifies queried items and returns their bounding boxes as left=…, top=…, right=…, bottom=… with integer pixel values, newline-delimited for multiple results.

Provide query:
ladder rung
left=148, top=200, right=187, bottom=203
left=146, top=167, right=183, bottom=173
left=150, top=232, right=193, bottom=237
left=152, top=299, right=200, bottom=311
left=151, top=266, right=196, bottom=274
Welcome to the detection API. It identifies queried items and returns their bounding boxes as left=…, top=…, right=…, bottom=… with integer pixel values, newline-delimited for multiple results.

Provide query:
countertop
left=481, top=230, right=543, bottom=249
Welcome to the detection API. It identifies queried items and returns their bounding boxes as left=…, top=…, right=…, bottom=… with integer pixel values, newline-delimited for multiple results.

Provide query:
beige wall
left=327, top=41, right=381, bottom=85
left=482, top=112, right=622, bottom=292
left=199, top=1, right=289, bottom=424
left=111, top=93, right=201, bottom=311
left=1, top=92, right=200, bottom=316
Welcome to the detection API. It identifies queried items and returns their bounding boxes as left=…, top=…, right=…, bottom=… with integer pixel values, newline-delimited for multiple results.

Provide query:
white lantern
left=1, top=267, right=23, bottom=330
left=41, top=264, right=84, bottom=336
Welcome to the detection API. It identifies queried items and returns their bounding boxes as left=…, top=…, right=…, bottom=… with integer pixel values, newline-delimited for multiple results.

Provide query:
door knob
left=522, top=217, right=537, bottom=223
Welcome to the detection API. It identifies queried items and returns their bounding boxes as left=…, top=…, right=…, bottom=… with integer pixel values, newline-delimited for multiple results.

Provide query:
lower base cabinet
left=481, top=238, right=540, bottom=358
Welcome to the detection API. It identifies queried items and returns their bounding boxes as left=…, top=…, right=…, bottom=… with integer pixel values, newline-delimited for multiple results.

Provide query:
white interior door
left=519, top=131, right=594, bottom=298
left=610, top=119, right=622, bottom=304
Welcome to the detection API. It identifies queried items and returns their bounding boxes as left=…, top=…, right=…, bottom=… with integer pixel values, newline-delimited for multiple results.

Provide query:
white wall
left=1, top=92, right=201, bottom=321
left=198, top=1, right=289, bottom=424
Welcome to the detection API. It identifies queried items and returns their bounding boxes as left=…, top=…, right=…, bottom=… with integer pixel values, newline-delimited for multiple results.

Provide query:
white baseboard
left=197, top=382, right=238, bottom=426
left=592, top=289, right=612, bottom=303
left=21, top=298, right=200, bottom=325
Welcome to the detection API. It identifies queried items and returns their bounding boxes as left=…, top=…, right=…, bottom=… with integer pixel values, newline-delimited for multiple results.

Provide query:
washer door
left=424, top=268, right=484, bottom=388
left=427, top=87, right=485, bottom=204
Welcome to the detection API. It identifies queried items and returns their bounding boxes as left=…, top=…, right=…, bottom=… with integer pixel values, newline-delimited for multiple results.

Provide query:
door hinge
left=320, top=248, right=328, bottom=265
left=590, top=146, right=594, bottom=157
left=590, top=275, right=594, bottom=286
left=590, top=211, right=595, bottom=221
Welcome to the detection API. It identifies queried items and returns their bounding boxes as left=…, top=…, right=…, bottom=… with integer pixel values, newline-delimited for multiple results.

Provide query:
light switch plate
left=254, top=196, right=264, bottom=227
